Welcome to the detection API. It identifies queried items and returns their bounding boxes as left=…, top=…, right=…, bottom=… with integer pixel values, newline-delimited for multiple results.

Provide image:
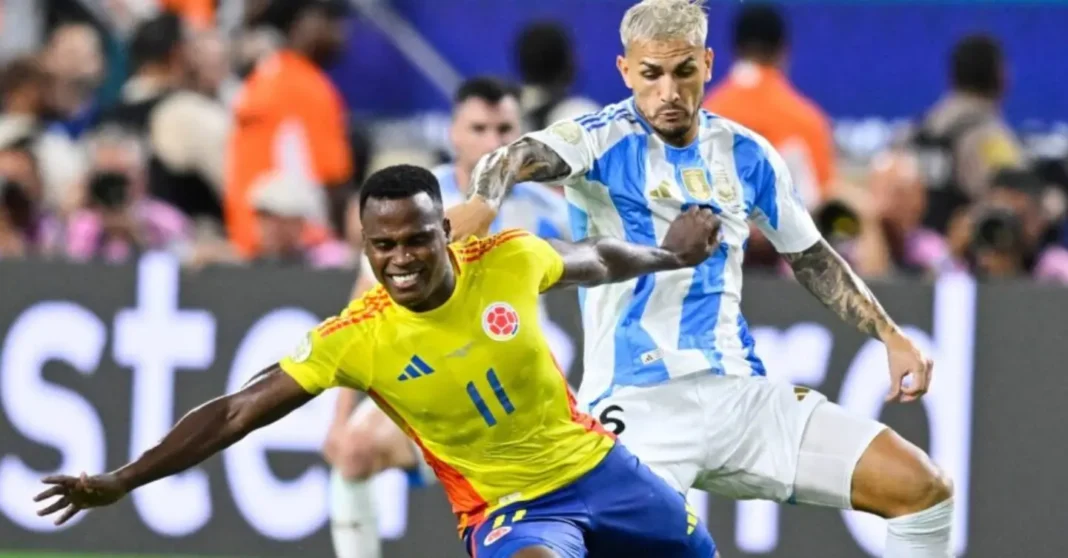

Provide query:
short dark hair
left=0, top=56, right=47, bottom=99
left=951, top=34, right=1003, bottom=97
left=733, top=4, right=787, bottom=60
left=129, top=12, right=184, bottom=72
left=258, top=0, right=351, bottom=34
left=359, top=165, right=443, bottom=217
left=514, top=21, right=575, bottom=88
left=454, top=76, right=520, bottom=106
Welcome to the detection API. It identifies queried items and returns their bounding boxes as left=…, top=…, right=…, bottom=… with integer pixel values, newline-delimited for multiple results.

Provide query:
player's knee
left=910, top=466, right=953, bottom=512
left=854, top=429, right=953, bottom=518
left=335, top=437, right=380, bottom=481
left=889, top=455, right=953, bottom=517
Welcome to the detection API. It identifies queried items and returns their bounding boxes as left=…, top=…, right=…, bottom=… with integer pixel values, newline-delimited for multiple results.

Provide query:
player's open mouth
left=387, top=271, right=421, bottom=289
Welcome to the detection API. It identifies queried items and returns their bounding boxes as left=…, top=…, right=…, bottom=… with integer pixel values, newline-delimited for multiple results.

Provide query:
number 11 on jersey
left=466, top=369, right=515, bottom=427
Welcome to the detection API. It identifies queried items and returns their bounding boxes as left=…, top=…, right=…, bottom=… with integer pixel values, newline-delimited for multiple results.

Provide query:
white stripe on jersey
left=525, top=99, right=822, bottom=406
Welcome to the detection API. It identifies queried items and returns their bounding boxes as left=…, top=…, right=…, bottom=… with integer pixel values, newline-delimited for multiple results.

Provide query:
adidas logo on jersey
left=649, top=180, right=675, bottom=200
left=397, top=355, right=434, bottom=381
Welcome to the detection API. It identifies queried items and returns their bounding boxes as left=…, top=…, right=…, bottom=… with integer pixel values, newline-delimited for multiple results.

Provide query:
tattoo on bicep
left=782, top=240, right=893, bottom=338
left=470, top=138, right=572, bottom=204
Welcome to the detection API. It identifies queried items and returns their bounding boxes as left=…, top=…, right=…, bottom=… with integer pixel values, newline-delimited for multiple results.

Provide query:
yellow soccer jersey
left=279, top=229, right=615, bottom=529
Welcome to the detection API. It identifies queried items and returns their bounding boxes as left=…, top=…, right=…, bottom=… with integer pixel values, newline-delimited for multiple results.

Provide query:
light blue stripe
left=569, top=202, right=591, bottom=311
left=586, top=133, right=669, bottom=387
left=678, top=243, right=729, bottom=373
left=734, top=134, right=780, bottom=228
left=738, top=314, right=766, bottom=377
left=585, top=105, right=631, bottom=132
left=404, top=363, right=421, bottom=379
left=486, top=369, right=516, bottom=414
left=567, top=202, right=589, bottom=241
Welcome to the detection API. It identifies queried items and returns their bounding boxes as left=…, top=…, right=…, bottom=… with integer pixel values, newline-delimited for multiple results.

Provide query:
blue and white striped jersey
left=433, top=164, right=570, bottom=241
left=525, top=99, right=822, bottom=406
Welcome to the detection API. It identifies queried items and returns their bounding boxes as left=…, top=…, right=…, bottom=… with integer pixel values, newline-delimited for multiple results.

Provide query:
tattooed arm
left=782, top=239, right=903, bottom=341
left=468, top=137, right=573, bottom=209
left=446, top=137, right=576, bottom=240
left=783, top=238, right=933, bottom=402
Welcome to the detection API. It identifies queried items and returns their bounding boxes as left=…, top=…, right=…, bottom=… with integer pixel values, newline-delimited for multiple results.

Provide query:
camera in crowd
left=970, top=206, right=1024, bottom=254
left=0, top=177, right=33, bottom=231
left=87, top=172, right=132, bottom=210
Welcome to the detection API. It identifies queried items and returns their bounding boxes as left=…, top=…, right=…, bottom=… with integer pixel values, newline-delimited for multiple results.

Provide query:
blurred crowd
left=0, top=0, right=1066, bottom=284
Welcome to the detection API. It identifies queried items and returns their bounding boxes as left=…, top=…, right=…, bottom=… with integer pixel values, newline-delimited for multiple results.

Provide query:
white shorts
left=586, top=374, right=886, bottom=509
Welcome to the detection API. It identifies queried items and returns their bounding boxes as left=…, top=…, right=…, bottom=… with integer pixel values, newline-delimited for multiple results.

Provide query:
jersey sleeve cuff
left=524, top=129, right=588, bottom=180
left=278, top=359, right=328, bottom=395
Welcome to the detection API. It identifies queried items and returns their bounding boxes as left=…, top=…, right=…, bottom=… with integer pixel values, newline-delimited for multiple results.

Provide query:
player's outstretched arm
left=550, top=206, right=720, bottom=289
left=33, top=365, right=313, bottom=525
left=469, top=137, right=573, bottom=209
left=783, top=239, right=933, bottom=402
left=446, top=137, right=573, bottom=239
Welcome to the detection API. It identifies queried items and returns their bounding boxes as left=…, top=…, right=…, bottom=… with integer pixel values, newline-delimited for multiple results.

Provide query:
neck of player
left=406, top=265, right=457, bottom=313
left=659, top=117, right=700, bottom=148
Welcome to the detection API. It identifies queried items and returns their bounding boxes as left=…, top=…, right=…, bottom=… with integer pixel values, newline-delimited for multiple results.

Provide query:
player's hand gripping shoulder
left=446, top=137, right=572, bottom=240
left=551, top=206, right=721, bottom=289
left=783, top=239, right=934, bottom=403
left=33, top=365, right=313, bottom=525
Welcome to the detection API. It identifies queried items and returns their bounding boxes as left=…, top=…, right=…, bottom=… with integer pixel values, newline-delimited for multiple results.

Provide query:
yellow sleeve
left=490, top=229, right=565, bottom=292
left=278, top=316, right=370, bottom=394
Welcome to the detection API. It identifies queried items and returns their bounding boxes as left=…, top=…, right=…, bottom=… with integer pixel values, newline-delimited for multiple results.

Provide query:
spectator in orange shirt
left=703, top=4, right=836, bottom=209
left=160, top=0, right=215, bottom=30
left=225, top=0, right=353, bottom=259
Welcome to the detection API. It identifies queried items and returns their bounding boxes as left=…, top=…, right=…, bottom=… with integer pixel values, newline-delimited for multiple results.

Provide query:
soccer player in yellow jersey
left=34, top=164, right=721, bottom=557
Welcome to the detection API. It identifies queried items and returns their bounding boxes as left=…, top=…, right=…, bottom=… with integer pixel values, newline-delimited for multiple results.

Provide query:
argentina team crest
left=482, top=302, right=520, bottom=341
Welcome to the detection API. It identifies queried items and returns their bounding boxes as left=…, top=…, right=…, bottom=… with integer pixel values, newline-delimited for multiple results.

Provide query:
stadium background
left=0, top=0, right=1066, bottom=556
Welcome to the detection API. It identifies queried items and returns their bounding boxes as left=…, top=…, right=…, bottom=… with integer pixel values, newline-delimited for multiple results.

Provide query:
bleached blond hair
left=620, top=0, right=708, bottom=48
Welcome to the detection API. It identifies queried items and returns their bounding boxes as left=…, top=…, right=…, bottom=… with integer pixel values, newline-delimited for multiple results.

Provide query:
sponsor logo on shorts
left=484, top=526, right=512, bottom=546
left=482, top=302, right=520, bottom=341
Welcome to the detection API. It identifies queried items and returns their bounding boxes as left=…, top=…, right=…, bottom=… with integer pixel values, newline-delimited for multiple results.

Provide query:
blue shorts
left=463, top=443, right=716, bottom=558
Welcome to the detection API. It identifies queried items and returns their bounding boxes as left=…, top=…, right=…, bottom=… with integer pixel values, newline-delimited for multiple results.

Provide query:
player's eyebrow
left=640, top=56, right=696, bottom=70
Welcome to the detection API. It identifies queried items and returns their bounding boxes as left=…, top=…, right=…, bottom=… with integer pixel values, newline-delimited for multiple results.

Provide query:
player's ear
left=442, top=217, right=452, bottom=240
left=616, top=55, right=633, bottom=89
left=704, top=48, right=714, bottom=82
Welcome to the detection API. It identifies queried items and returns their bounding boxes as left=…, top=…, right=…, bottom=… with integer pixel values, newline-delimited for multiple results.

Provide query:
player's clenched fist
left=34, top=472, right=128, bottom=526
left=660, top=206, right=721, bottom=266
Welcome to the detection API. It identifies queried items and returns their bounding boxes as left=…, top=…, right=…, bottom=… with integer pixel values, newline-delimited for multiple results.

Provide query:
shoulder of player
left=570, top=99, right=642, bottom=135
left=705, top=114, right=780, bottom=164
left=316, top=285, right=394, bottom=337
left=454, top=229, right=541, bottom=265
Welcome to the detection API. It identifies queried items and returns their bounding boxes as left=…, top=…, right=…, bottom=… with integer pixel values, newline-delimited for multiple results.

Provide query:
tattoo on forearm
left=470, top=138, right=572, bottom=207
left=783, top=240, right=897, bottom=339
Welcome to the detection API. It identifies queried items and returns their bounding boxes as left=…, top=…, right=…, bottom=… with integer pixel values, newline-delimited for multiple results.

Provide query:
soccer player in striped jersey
left=447, top=1, right=954, bottom=556
left=35, top=164, right=720, bottom=558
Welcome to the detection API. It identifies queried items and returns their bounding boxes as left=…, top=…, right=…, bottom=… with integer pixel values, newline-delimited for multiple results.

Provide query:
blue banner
left=330, top=1, right=1068, bottom=124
